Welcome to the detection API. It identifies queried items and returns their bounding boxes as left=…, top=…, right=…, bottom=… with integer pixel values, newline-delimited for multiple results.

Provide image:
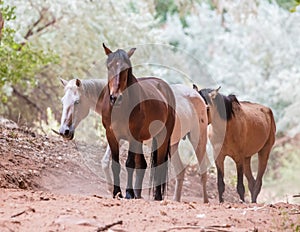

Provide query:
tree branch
left=21, top=6, right=61, bottom=47
left=12, top=87, right=46, bottom=122
left=23, top=11, right=44, bottom=40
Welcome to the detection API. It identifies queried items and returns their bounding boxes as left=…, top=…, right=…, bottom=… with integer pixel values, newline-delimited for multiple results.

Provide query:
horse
left=58, top=78, right=209, bottom=203
left=194, top=85, right=276, bottom=203
left=58, top=78, right=106, bottom=140
left=101, top=44, right=176, bottom=200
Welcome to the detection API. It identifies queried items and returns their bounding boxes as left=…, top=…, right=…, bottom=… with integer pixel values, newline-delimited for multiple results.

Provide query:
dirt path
left=0, top=124, right=299, bottom=231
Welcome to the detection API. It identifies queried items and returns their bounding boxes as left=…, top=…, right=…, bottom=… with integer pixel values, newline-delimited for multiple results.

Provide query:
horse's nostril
left=110, top=95, right=116, bottom=104
left=64, top=129, right=70, bottom=136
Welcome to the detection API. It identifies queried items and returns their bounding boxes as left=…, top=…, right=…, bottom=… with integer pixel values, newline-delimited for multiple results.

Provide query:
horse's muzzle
left=59, top=127, right=74, bottom=140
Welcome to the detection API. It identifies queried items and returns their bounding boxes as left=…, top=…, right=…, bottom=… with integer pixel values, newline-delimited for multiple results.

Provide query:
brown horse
left=58, top=78, right=209, bottom=203
left=195, top=86, right=276, bottom=203
left=102, top=44, right=176, bottom=200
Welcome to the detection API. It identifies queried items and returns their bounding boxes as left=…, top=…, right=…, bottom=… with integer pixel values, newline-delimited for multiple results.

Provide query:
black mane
left=199, top=88, right=240, bottom=121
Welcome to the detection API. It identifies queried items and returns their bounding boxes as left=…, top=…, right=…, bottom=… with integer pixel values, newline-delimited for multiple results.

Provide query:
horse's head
left=103, top=43, right=136, bottom=106
left=195, top=85, right=238, bottom=121
left=59, top=78, right=90, bottom=140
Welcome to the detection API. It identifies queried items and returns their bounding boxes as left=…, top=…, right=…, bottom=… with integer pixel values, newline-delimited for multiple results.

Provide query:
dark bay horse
left=195, top=86, right=276, bottom=203
left=58, top=78, right=209, bottom=203
left=102, top=44, right=176, bottom=200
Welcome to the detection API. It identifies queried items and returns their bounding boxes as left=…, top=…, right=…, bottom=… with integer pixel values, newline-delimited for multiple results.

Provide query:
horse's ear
left=60, top=78, right=68, bottom=87
left=127, top=48, right=136, bottom=58
left=76, top=79, right=81, bottom=87
left=193, top=84, right=198, bottom=92
left=103, top=43, right=112, bottom=55
left=210, top=86, right=221, bottom=100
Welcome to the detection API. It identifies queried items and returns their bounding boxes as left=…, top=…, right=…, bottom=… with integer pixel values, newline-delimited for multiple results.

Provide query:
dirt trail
left=0, top=124, right=299, bottom=231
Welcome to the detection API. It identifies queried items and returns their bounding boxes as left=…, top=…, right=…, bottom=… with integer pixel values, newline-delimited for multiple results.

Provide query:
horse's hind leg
left=134, top=149, right=147, bottom=199
left=125, top=141, right=145, bottom=199
left=125, top=149, right=135, bottom=199
left=152, top=136, right=170, bottom=201
left=234, top=161, right=245, bottom=202
left=215, top=155, right=225, bottom=203
left=189, top=128, right=209, bottom=203
left=243, top=157, right=255, bottom=197
left=252, top=146, right=271, bottom=203
left=170, top=143, right=186, bottom=202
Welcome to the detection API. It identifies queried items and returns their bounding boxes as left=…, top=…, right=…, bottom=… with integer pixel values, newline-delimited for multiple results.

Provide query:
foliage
left=275, top=0, right=300, bottom=11
left=3, top=0, right=166, bottom=125
left=160, top=0, right=300, bottom=135
left=2, top=0, right=300, bottom=137
left=0, top=1, right=58, bottom=104
left=154, top=0, right=179, bottom=23
left=264, top=141, right=300, bottom=203
left=0, top=0, right=299, bottom=204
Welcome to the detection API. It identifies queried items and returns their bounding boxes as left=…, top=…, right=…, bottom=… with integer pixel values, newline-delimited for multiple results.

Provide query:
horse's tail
left=149, top=138, right=157, bottom=198
left=162, top=139, right=170, bottom=197
left=268, top=108, right=276, bottom=145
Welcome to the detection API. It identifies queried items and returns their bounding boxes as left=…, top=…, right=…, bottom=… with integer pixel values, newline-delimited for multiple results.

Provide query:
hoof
left=125, top=189, right=135, bottom=199
left=134, top=189, right=142, bottom=199
left=113, top=186, right=123, bottom=198
left=154, top=194, right=163, bottom=201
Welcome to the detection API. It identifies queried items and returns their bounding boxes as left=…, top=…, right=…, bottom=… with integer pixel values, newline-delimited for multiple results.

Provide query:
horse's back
left=241, top=101, right=276, bottom=141
left=170, top=84, right=207, bottom=144
left=231, top=101, right=275, bottom=155
left=129, top=77, right=176, bottom=141
left=137, top=77, right=175, bottom=106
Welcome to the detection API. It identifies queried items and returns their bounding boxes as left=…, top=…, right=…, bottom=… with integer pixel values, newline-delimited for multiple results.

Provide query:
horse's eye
left=74, top=100, right=80, bottom=105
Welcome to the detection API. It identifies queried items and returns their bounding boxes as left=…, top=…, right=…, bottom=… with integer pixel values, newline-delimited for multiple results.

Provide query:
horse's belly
left=171, top=111, right=193, bottom=145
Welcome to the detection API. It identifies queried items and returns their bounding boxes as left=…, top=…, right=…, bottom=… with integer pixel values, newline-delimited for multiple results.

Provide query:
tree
left=3, top=0, right=166, bottom=128
left=0, top=1, right=58, bottom=123
left=160, top=0, right=300, bottom=136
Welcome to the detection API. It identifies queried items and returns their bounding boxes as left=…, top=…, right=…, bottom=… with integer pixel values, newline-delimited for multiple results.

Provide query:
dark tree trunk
left=0, top=11, right=4, bottom=39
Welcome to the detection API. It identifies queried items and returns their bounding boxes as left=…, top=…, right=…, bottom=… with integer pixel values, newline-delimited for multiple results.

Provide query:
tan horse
left=195, top=86, right=276, bottom=203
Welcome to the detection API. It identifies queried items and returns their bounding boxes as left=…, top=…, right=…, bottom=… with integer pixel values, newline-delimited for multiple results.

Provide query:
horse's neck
left=82, top=80, right=106, bottom=115
left=210, top=106, right=227, bottom=133
left=127, top=70, right=138, bottom=87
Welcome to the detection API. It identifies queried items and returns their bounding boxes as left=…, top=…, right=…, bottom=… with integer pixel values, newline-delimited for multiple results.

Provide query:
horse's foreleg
left=235, top=161, right=245, bottom=202
left=112, top=159, right=122, bottom=198
left=215, top=155, right=225, bottom=203
left=252, top=146, right=271, bottom=203
left=125, top=150, right=135, bottom=199
left=134, top=153, right=147, bottom=199
left=107, top=132, right=122, bottom=198
left=243, top=157, right=255, bottom=197
left=101, top=145, right=113, bottom=193
left=170, top=143, right=185, bottom=202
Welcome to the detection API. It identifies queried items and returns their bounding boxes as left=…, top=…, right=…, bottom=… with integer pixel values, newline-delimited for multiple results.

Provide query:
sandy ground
left=0, top=123, right=299, bottom=232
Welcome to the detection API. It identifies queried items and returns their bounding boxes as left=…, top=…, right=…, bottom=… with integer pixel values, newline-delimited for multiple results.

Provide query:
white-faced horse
left=195, top=86, right=276, bottom=203
left=59, top=78, right=209, bottom=202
